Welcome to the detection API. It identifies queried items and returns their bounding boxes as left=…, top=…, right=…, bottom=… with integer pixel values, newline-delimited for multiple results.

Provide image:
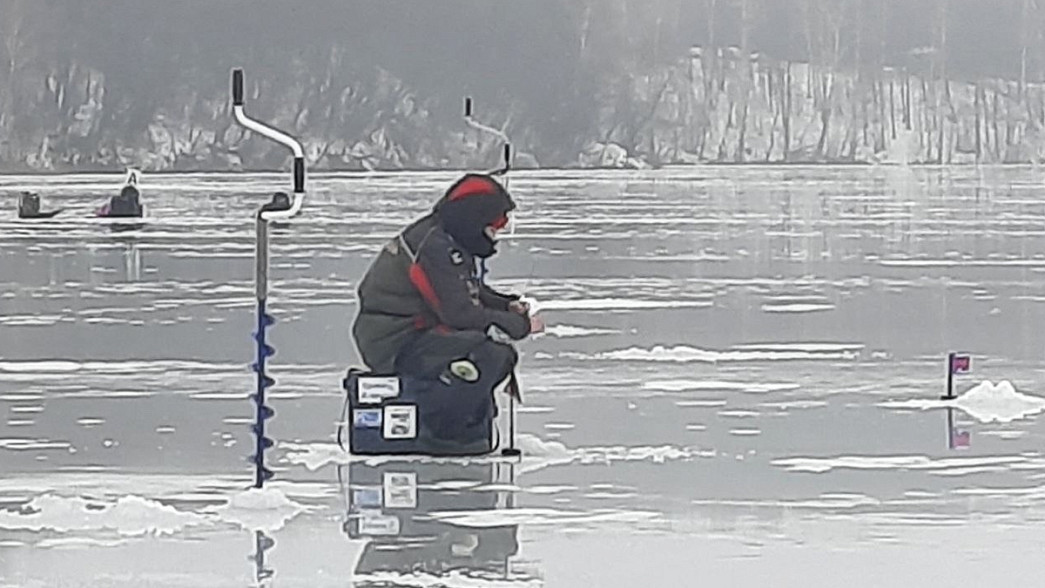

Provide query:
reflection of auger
left=232, top=68, right=307, bottom=488
left=463, top=97, right=521, bottom=458
left=248, top=530, right=275, bottom=585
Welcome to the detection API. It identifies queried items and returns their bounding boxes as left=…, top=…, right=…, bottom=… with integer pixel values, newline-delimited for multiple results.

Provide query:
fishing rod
left=232, top=68, right=307, bottom=488
left=463, top=97, right=523, bottom=458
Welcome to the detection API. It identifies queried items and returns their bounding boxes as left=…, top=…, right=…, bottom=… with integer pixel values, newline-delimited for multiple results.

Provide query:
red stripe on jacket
left=408, top=262, right=442, bottom=315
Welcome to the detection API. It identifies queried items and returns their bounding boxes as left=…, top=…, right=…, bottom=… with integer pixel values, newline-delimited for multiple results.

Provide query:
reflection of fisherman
left=17, top=191, right=63, bottom=219
left=352, top=174, right=544, bottom=445
left=353, top=525, right=519, bottom=577
left=96, top=169, right=144, bottom=218
left=345, top=462, right=521, bottom=580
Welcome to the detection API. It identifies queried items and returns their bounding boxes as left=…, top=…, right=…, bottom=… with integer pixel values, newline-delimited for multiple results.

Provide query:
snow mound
left=878, top=380, right=1045, bottom=423
left=280, top=434, right=693, bottom=475
left=280, top=441, right=350, bottom=471
left=642, top=379, right=799, bottom=394
left=761, top=303, right=835, bottom=313
left=209, top=487, right=308, bottom=532
left=577, top=344, right=858, bottom=363
left=956, top=381, right=1045, bottom=423
left=539, top=298, right=712, bottom=311
left=354, top=570, right=542, bottom=588
left=0, top=494, right=209, bottom=536
left=772, top=454, right=1026, bottom=474
left=541, top=324, right=619, bottom=338
left=517, top=434, right=693, bottom=474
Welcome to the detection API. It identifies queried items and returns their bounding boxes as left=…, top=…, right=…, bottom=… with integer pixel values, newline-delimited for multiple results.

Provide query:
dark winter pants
left=395, top=330, right=517, bottom=448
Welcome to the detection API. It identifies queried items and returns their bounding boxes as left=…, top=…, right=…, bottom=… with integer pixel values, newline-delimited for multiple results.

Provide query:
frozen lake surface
left=2, top=166, right=1045, bottom=587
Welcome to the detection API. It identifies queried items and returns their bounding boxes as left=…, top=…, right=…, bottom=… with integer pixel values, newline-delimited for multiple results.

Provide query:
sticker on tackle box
left=383, top=405, right=417, bottom=439
left=357, top=376, right=400, bottom=404
left=353, top=408, right=382, bottom=429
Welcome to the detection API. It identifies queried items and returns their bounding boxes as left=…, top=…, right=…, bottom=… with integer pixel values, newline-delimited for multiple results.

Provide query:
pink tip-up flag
left=950, top=354, right=971, bottom=374
left=942, top=353, right=971, bottom=400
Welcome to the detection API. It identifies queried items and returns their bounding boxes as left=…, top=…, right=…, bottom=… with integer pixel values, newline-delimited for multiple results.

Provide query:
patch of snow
left=773, top=454, right=1026, bottom=474
left=540, top=298, right=712, bottom=311
left=644, top=379, right=799, bottom=394
left=0, top=494, right=209, bottom=536
left=761, top=303, right=836, bottom=313
left=877, top=380, right=1045, bottom=423
left=542, top=324, right=620, bottom=338
left=207, top=487, right=308, bottom=532
left=579, top=345, right=858, bottom=363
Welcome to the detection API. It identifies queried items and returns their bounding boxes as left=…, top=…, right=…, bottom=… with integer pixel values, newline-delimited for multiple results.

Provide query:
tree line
left=0, top=1, right=1042, bottom=169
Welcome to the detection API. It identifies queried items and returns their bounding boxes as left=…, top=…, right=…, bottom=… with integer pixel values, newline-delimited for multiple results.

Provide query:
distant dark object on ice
left=261, top=191, right=293, bottom=230
left=96, top=185, right=144, bottom=219
left=260, top=191, right=292, bottom=213
left=17, top=191, right=63, bottom=219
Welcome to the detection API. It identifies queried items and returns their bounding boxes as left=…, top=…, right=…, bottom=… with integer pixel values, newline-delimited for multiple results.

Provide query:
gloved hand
left=508, top=300, right=530, bottom=314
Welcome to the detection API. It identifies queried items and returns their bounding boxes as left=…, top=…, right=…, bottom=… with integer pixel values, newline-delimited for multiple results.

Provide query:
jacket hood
left=434, top=174, right=515, bottom=258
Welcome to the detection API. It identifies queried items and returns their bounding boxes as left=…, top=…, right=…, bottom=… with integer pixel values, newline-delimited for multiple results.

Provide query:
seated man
left=104, top=185, right=143, bottom=217
left=98, top=170, right=143, bottom=218
left=352, top=173, right=543, bottom=445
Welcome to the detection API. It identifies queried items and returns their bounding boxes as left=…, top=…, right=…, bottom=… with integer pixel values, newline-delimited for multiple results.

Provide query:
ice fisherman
left=96, top=169, right=144, bottom=218
left=352, top=173, right=543, bottom=440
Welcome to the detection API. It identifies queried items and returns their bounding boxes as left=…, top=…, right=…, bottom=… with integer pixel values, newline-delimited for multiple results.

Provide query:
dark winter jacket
left=106, top=186, right=143, bottom=218
left=352, top=174, right=530, bottom=374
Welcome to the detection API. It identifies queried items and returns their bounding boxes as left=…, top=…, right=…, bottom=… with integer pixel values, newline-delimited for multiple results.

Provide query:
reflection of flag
left=950, top=429, right=970, bottom=448
left=950, top=354, right=971, bottom=374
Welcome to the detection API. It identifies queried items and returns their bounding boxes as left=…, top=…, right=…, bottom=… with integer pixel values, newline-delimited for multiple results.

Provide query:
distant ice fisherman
left=96, top=168, right=144, bottom=218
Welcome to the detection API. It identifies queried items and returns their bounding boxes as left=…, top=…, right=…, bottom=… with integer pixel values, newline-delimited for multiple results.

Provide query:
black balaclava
left=120, top=185, right=139, bottom=203
left=434, top=174, right=515, bottom=258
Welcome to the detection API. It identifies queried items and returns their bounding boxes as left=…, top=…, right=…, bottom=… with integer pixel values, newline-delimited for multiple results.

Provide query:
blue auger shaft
left=251, top=299, right=276, bottom=488
left=253, top=300, right=266, bottom=489
left=250, top=216, right=276, bottom=488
